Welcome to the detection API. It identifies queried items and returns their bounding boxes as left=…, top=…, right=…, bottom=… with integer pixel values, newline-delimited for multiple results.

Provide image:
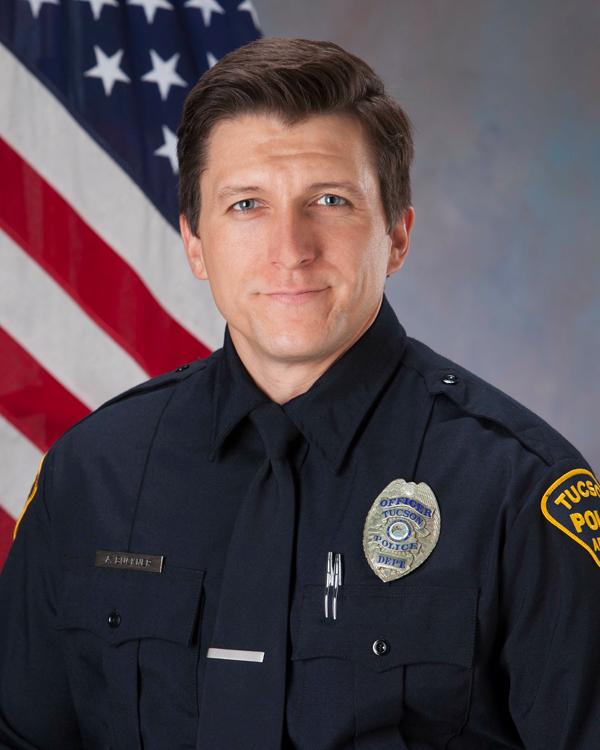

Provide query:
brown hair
left=177, top=37, right=414, bottom=236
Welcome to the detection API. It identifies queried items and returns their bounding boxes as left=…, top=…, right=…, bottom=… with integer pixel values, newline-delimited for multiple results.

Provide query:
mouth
left=266, top=288, right=328, bottom=304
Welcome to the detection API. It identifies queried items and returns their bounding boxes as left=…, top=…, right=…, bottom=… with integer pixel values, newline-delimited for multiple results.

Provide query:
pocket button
left=107, top=610, right=121, bottom=629
left=373, top=638, right=389, bottom=656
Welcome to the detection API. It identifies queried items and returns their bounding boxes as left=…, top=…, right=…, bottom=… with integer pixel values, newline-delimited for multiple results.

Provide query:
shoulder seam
left=47, top=360, right=210, bottom=452
left=99, top=359, right=210, bottom=409
left=400, top=349, right=578, bottom=469
left=126, top=386, right=177, bottom=550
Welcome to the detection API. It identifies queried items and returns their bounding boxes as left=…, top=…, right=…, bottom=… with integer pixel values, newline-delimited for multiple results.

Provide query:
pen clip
left=333, top=553, right=342, bottom=619
left=325, top=551, right=333, bottom=618
left=325, top=552, right=343, bottom=620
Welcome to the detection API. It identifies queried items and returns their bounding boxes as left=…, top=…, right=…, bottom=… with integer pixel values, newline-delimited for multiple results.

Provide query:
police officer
left=1, top=37, right=599, bottom=750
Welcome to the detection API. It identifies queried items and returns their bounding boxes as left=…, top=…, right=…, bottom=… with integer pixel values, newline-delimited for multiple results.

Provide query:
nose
left=267, top=208, right=316, bottom=270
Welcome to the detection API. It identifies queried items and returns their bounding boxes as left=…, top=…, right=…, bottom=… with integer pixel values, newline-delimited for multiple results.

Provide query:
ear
left=387, top=207, right=414, bottom=277
left=180, top=214, right=208, bottom=281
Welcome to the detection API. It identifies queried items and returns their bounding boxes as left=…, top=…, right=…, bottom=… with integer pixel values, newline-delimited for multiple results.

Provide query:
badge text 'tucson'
left=541, top=470, right=600, bottom=565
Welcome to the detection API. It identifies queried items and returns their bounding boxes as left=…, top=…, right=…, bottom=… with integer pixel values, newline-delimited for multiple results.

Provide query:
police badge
left=363, top=479, right=441, bottom=582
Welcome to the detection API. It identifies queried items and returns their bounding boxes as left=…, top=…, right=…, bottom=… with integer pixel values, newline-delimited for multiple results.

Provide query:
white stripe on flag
left=0, top=414, right=44, bottom=520
left=0, top=228, right=148, bottom=409
left=0, top=42, right=225, bottom=353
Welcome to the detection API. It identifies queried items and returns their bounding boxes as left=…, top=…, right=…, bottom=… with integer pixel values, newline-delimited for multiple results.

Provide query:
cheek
left=202, top=230, right=251, bottom=283
left=329, top=235, right=389, bottom=291
left=213, top=222, right=266, bottom=269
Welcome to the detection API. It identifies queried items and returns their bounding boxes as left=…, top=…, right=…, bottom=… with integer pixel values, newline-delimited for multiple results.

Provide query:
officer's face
left=181, top=113, right=413, bottom=368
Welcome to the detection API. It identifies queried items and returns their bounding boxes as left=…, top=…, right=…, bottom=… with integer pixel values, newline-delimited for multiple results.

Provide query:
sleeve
left=500, top=458, right=600, bottom=749
left=0, top=452, right=83, bottom=749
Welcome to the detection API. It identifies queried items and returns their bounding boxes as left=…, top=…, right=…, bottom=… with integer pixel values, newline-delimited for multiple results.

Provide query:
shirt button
left=441, top=374, right=459, bottom=385
left=107, top=610, right=121, bottom=629
left=372, top=638, right=390, bottom=656
left=176, top=364, right=190, bottom=372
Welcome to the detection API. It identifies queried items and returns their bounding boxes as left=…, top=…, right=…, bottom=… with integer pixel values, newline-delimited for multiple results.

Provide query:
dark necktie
left=197, top=402, right=300, bottom=750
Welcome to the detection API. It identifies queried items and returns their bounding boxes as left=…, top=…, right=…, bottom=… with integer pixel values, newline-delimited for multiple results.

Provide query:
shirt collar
left=210, top=295, right=407, bottom=472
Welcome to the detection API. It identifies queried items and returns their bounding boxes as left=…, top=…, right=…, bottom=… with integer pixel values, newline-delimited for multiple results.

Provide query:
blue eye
left=317, top=194, right=347, bottom=207
left=232, top=199, right=258, bottom=211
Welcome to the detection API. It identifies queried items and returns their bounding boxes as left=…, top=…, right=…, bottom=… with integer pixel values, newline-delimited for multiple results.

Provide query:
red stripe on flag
left=0, top=506, right=16, bottom=570
left=0, top=136, right=210, bottom=377
left=0, top=326, right=90, bottom=452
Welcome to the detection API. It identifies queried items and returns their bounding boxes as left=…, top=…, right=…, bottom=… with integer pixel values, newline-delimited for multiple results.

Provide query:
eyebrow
left=215, top=186, right=262, bottom=205
left=215, top=181, right=364, bottom=205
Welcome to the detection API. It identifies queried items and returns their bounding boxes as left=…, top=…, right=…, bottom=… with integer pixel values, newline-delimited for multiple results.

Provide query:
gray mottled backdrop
left=254, top=0, right=600, bottom=472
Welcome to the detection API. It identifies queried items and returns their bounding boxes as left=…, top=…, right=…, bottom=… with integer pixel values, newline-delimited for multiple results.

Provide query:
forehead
left=201, top=112, right=377, bottom=194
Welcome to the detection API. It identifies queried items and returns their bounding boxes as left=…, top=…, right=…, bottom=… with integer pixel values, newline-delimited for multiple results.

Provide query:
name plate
left=95, top=550, right=164, bottom=573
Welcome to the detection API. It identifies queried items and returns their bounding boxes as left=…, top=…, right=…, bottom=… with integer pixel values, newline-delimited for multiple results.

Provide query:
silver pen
left=332, top=553, right=342, bottom=620
left=325, top=551, right=333, bottom=618
left=325, top=552, right=343, bottom=619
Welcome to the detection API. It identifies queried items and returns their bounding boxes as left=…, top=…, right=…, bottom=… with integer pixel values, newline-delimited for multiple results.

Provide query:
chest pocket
left=56, top=564, right=204, bottom=750
left=290, top=585, right=478, bottom=750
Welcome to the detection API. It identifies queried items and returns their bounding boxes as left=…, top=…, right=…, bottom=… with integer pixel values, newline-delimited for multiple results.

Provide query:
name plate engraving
left=95, top=550, right=164, bottom=573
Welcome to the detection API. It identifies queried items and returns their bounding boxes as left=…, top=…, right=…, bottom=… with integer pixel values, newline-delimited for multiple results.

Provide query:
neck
left=229, top=299, right=383, bottom=404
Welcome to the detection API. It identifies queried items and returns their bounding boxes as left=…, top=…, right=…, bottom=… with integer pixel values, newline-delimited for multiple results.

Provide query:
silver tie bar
left=206, top=648, right=265, bottom=663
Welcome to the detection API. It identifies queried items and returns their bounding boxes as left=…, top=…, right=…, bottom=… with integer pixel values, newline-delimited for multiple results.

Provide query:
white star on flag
left=183, top=0, right=224, bottom=26
left=206, top=52, right=219, bottom=68
left=237, top=0, right=260, bottom=29
left=154, top=125, right=179, bottom=174
left=127, top=0, right=173, bottom=24
left=141, top=51, right=187, bottom=101
left=21, top=0, right=59, bottom=19
left=84, top=46, right=131, bottom=96
left=75, top=0, right=118, bottom=21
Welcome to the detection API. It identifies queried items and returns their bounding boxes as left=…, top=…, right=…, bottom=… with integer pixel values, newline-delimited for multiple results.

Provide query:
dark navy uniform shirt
left=1, top=297, right=599, bottom=749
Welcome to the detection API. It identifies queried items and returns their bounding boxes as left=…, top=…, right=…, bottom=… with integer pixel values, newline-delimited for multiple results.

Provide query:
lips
left=266, top=288, right=327, bottom=303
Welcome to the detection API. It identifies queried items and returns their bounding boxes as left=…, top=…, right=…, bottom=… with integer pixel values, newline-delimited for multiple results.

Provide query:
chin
left=262, top=327, right=333, bottom=363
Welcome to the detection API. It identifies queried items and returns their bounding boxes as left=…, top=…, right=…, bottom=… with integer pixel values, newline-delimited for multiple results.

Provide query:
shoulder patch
left=13, top=454, right=46, bottom=540
left=541, top=469, right=600, bottom=567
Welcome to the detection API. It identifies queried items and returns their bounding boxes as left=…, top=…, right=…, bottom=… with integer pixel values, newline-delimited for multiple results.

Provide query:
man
left=0, top=37, right=599, bottom=750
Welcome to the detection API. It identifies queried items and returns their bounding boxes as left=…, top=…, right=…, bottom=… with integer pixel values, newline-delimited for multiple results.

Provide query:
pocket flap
left=56, top=565, right=205, bottom=647
left=292, top=585, right=478, bottom=673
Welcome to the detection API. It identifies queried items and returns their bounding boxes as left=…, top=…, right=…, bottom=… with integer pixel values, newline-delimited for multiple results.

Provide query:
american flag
left=0, top=0, right=261, bottom=569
